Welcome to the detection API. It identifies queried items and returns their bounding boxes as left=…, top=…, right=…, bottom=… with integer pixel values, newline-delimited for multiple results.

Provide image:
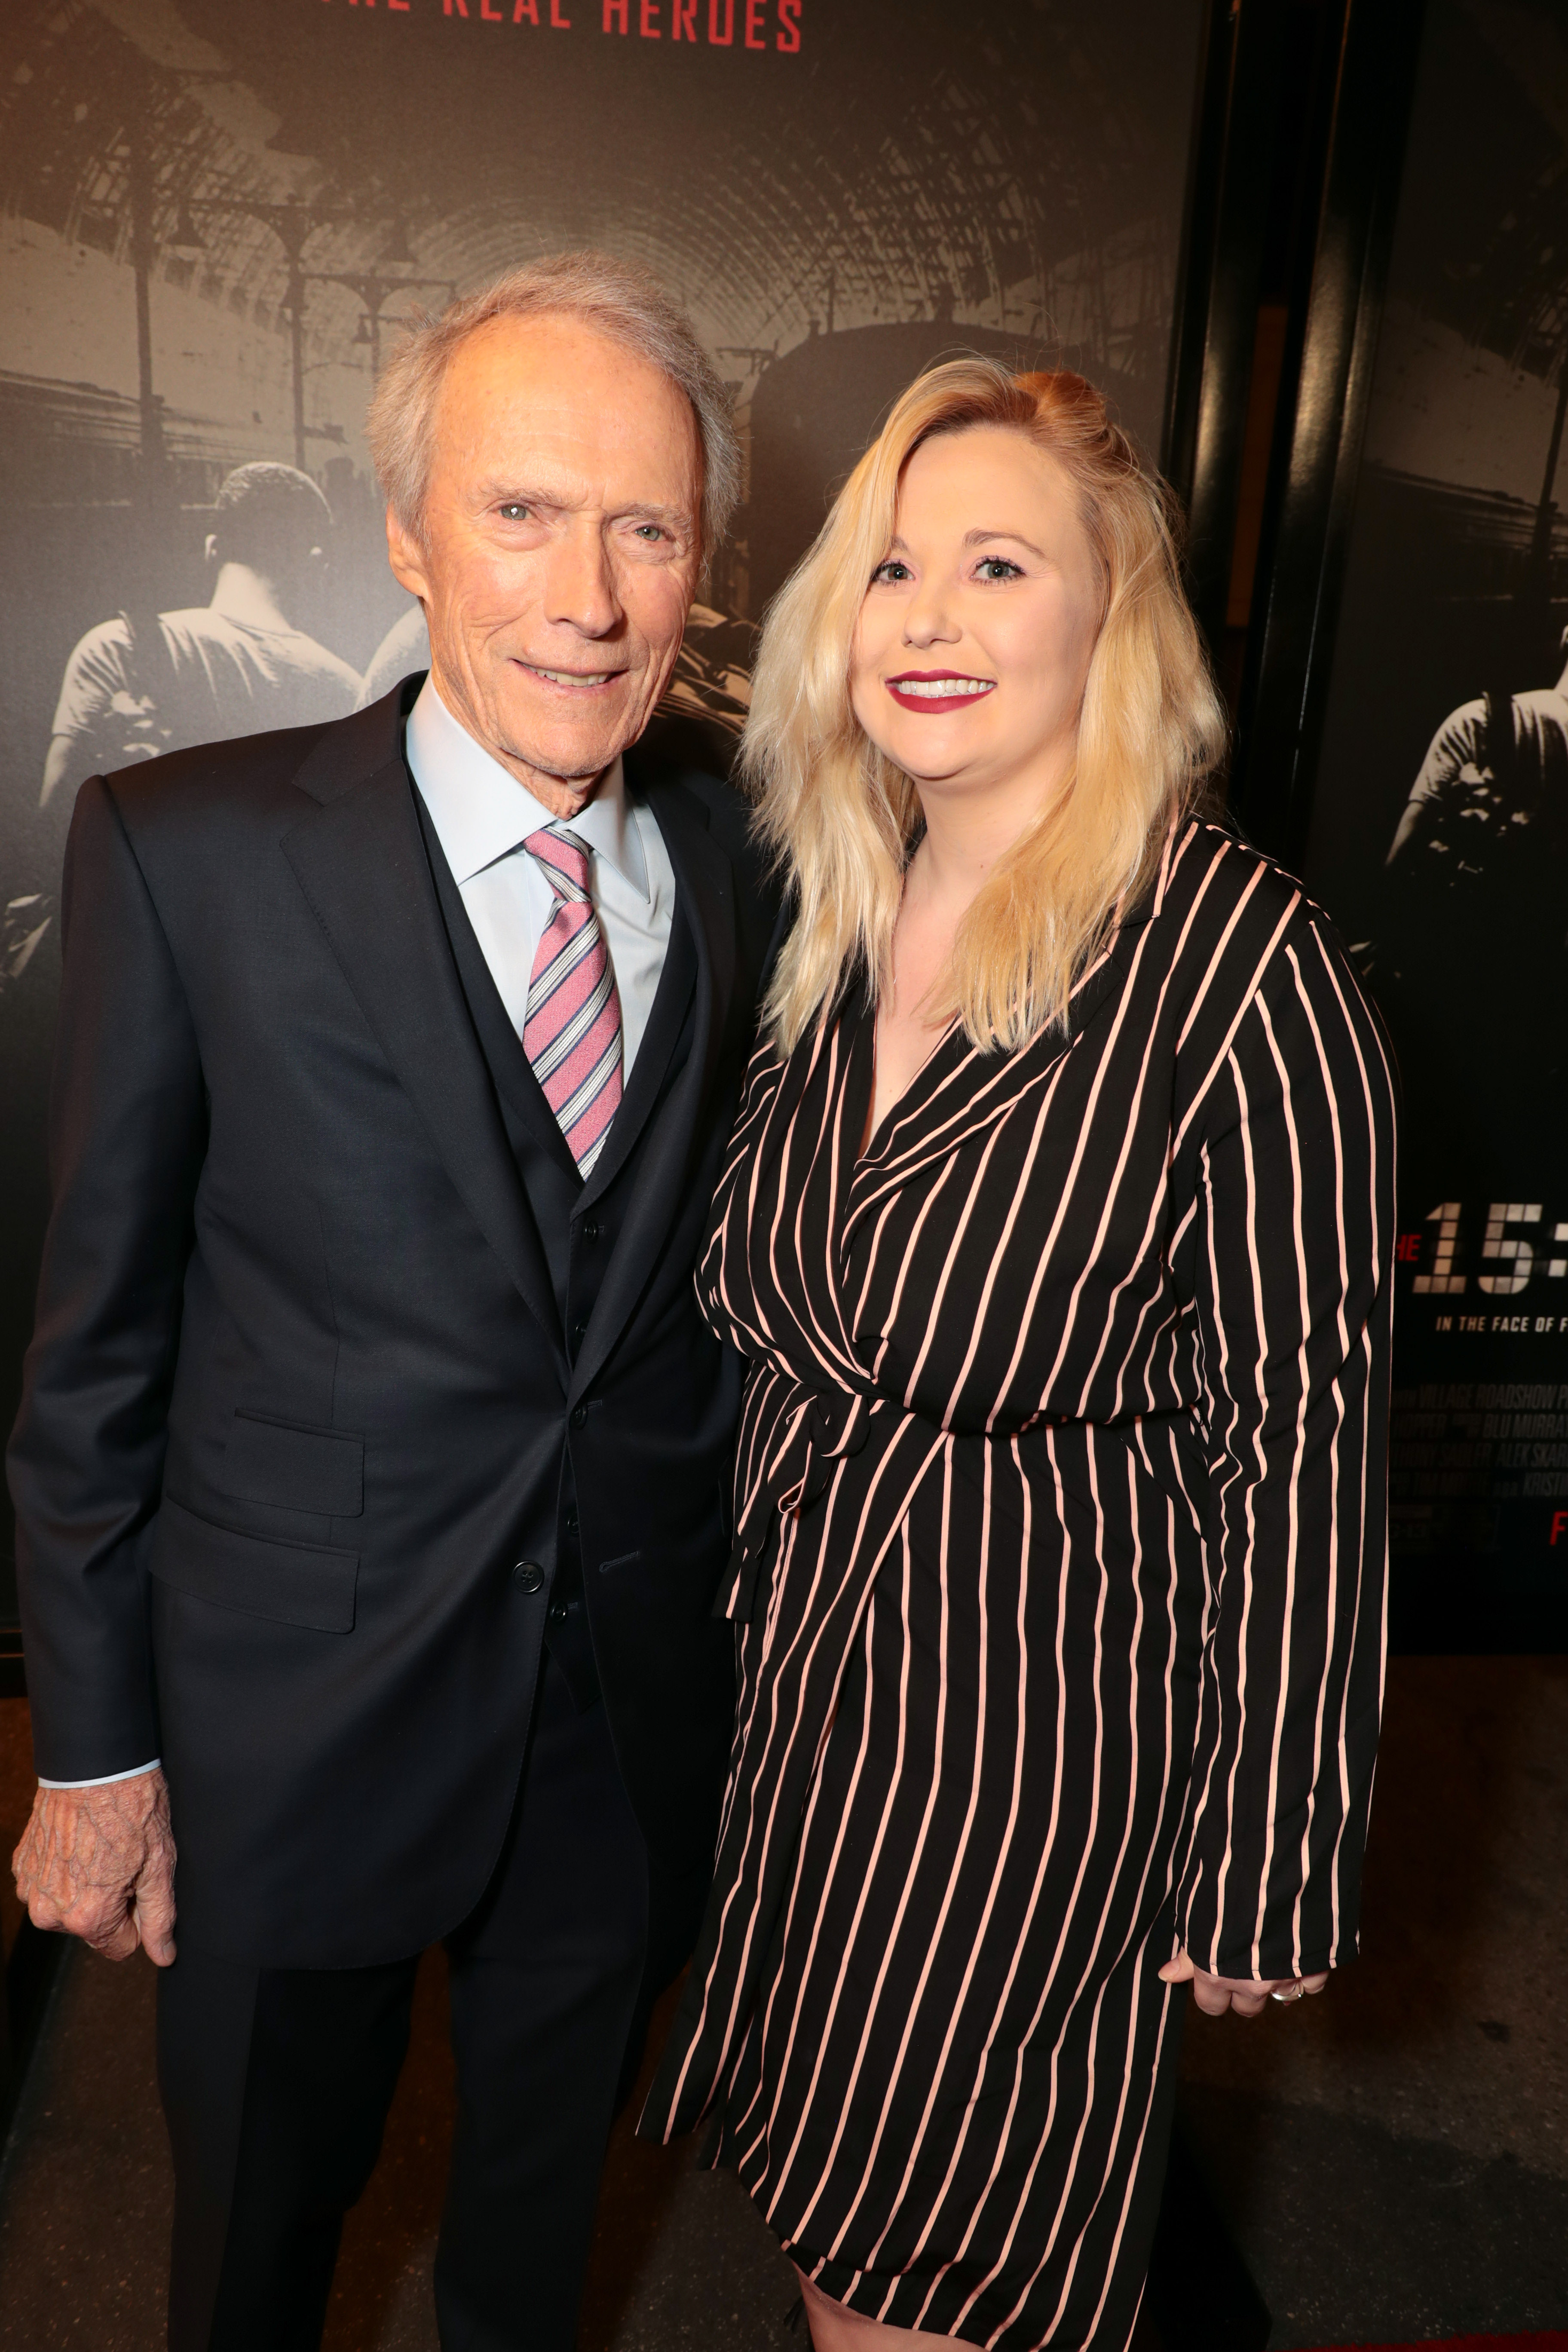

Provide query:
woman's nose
left=902, top=579, right=960, bottom=646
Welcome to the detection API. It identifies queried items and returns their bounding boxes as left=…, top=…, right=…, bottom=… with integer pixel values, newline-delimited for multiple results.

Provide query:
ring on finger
left=1270, top=1984, right=1305, bottom=2003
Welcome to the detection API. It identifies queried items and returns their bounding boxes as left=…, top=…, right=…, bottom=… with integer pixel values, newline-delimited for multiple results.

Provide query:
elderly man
left=9, top=254, right=777, bottom=2352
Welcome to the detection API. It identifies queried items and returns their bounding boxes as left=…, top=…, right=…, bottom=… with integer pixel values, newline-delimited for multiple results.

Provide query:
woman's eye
left=872, top=560, right=912, bottom=584
left=975, top=557, right=1022, bottom=582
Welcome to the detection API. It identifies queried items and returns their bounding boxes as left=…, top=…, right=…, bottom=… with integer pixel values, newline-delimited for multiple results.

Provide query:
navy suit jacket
left=7, top=678, right=780, bottom=1968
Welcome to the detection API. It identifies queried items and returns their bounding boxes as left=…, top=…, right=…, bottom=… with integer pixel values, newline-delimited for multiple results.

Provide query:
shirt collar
left=404, top=670, right=647, bottom=898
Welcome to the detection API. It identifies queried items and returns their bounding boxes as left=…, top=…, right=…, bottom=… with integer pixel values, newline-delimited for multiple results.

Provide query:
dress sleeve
left=1176, top=907, right=1396, bottom=1980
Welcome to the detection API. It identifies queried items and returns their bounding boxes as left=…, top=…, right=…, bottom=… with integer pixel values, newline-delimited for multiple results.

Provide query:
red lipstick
left=885, top=668, right=997, bottom=713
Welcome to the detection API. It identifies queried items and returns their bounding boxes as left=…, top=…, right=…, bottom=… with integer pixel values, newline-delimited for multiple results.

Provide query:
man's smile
left=518, top=661, right=626, bottom=690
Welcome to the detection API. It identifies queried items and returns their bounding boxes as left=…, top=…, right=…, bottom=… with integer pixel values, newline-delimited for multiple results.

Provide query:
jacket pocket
left=151, top=1495, right=358, bottom=1633
left=218, top=1410, right=364, bottom=1519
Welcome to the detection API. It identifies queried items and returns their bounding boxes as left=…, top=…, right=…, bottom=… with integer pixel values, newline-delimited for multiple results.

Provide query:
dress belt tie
left=719, top=1384, right=881, bottom=1623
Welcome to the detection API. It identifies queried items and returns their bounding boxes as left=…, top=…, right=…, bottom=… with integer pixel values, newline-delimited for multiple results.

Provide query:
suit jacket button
left=570, top=1404, right=588, bottom=1430
left=512, top=1561, right=545, bottom=1595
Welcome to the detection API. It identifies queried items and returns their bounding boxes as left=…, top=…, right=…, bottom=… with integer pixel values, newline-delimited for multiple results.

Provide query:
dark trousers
left=156, top=1654, right=699, bottom=2352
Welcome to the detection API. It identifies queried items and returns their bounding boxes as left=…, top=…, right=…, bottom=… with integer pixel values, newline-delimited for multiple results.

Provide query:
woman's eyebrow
left=963, top=527, right=1046, bottom=558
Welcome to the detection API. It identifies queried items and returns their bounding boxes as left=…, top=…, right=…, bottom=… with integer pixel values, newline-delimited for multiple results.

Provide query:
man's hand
left=1158, top=1946, right=1328, bottom=2018
left=12, top=1769, right=177, bottom=1965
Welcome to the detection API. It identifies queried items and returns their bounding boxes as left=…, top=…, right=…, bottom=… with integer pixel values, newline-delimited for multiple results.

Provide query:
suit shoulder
left=102, top=717, right=340, bottom=848
left=642, top=757, right=774, bottom=901
left=98, top=690, right=413, bottom=865
left=674, top=766, right=755, bottom=854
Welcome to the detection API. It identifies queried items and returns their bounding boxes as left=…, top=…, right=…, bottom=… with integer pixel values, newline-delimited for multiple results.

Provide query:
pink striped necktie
left=521, top=824, right=623, bottom=1177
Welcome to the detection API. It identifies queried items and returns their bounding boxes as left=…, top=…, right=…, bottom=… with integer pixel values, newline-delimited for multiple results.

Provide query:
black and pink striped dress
left=642, top=818, right=1395, bottom=2350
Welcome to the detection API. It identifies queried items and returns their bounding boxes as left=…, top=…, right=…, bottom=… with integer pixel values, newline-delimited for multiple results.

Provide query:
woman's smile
left=885, top=668, right=997, bottom=711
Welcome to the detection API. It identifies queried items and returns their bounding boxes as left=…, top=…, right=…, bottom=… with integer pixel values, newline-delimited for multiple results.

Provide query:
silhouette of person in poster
left=1378, top=624, right=1568, bottom=1166
left=1386, top=627, right=1568, bottom=883
left=41, top=463, right=363, bottom=815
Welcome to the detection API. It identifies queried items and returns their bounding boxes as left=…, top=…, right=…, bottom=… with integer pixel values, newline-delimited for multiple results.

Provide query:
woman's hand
left=1158, top=1947, right=1328, bottom=2018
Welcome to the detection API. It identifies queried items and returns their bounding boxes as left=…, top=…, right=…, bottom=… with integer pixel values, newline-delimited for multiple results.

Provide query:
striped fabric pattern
left=522, top=824, right=623, bottom=1175
left=643, top=820, right=1396, bottom=2350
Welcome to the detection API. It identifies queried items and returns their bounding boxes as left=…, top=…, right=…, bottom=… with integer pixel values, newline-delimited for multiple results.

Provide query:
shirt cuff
left=38, top=1760, right=161, bottom=1790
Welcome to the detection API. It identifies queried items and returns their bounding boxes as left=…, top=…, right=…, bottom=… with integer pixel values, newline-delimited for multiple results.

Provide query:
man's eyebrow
left=614, top=499, right=692, bottom=530
left=475, top=478, right=565, bottom=507
left=963, top=527, right=1046, bottom=558
left=475, top=481, right=692, bottom=530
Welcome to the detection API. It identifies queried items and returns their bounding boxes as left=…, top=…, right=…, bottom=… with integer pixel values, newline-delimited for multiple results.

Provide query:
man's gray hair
left=366, top=251, right=740, bottom=558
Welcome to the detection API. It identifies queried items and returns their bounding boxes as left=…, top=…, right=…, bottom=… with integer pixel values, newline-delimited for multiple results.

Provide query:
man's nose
left=540, top=520, right=623, bottom=640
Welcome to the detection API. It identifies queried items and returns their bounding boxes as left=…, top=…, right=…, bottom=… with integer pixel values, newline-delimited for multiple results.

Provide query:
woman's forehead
left=895, top=426, right=1078, bottom=528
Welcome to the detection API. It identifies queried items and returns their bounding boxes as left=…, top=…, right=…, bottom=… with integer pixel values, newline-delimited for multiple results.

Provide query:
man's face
left=387, top=313, right=703, bottom=812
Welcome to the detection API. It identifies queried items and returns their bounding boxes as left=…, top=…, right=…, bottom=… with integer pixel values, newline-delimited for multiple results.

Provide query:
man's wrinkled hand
left=1158, top=1946, right=1328, bottom=2018
left=12, top=1769, right=177, bottom=1965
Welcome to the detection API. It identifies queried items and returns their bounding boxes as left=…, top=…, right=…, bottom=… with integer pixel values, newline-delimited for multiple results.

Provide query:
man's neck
left=208, top=564, right=297, bottom=634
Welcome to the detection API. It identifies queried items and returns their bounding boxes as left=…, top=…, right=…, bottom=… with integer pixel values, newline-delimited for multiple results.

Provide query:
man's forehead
left=435, top=320, right=700, bottom=494
left=444, top=314, right=689, bottom=423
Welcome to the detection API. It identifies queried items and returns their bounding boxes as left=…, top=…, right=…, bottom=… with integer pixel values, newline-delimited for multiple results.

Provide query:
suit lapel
left=281, top=695, right=564, bottom=1366
left=570, top=771, right=738, bottom=1403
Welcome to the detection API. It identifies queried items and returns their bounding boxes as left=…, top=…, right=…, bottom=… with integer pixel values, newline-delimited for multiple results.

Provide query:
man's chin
left=493, top=694, right=647, bottom=784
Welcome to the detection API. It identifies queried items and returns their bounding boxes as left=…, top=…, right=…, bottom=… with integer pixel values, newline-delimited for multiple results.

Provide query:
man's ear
left=204, top=533, right=219, bottom=565
left=386, top=505, right=432, bottom=602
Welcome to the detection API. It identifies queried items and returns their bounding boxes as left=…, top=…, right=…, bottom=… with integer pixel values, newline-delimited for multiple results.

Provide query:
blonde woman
left=642, top=362, right=1394, bottom=2350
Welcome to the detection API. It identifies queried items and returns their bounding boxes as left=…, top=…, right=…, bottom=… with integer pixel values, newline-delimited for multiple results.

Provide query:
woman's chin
left=873, top=716, right=1001, bottom=778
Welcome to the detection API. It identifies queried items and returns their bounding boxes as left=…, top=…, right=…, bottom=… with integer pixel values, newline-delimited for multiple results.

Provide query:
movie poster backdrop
left=0, top=0, right=1208, bottom=1601
left=1296, top=0, right=1568, bottom=1642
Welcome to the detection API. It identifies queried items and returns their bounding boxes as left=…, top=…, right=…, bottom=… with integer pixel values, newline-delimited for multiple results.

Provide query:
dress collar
left=404, top=670, right=647, bottom=897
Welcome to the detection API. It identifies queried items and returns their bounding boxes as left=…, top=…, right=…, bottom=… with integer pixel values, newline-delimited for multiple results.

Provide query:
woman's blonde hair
left=743, top=358, right=1226, bottom=1054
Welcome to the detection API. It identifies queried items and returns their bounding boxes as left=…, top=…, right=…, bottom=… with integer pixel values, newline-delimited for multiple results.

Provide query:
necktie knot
left=525, top=824, right=591, bottom=900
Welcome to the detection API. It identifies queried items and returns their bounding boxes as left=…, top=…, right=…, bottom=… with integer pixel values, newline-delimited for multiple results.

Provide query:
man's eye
left=498, top=503, right=530, bottom=522
left=872, top=560, right=912, bottom=584
left=634, top=524, right=666, bottom=542
left=975, top=557, right=1022, bottom=581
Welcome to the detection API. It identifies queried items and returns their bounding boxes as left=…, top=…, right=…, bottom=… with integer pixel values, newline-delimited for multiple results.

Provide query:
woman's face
left=849, top=425, right=1102, bottom=810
